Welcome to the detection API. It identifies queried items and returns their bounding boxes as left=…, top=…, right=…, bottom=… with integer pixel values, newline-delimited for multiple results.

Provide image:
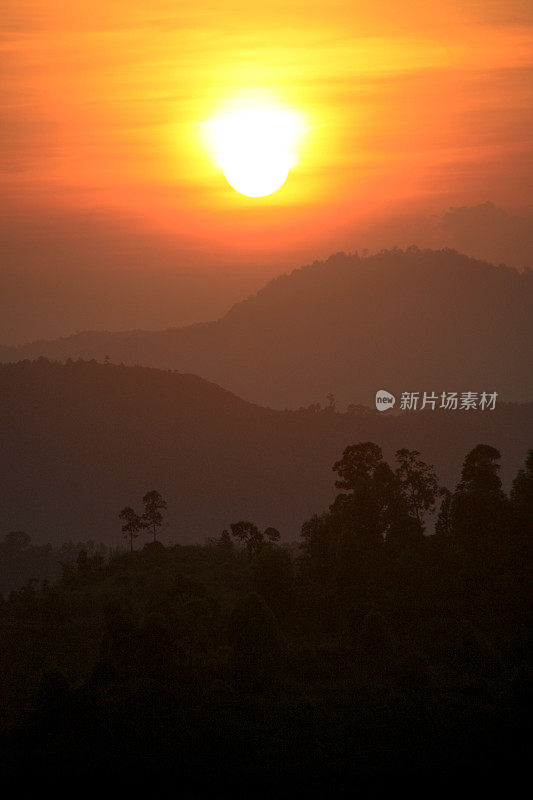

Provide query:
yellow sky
left=1, top=1, right=532, bottom=255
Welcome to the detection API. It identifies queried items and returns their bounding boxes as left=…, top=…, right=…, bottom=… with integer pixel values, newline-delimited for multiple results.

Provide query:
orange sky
left=2, top=1, right=532, bottom=251
left=0, top=2, right=532, bottom=343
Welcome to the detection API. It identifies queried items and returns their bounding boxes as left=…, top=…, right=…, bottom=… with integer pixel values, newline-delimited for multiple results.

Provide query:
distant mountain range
left=0, top=360, right=530, bottom=546
left=1, top=248, right=531, bottom=409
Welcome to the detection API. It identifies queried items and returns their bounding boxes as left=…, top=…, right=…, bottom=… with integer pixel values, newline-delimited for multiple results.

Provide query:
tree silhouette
left=333, top=441, right=385, bottom=491
left=141, top=490, right=167, bottom=542
left=263, top=526, right=281, bottom=544
left=119, top=506, right=145, bottom=552
left=325, top=393, right=336, bottom=412
left=1, top=435, right=532, bottom=787
left=395, top=448, right=440, bottom=531
left=435, top=487, right=453, bottom=538
left=332, top=442, right=395, bottom=551
left=450, top=444, right=509, bottom=550
left=226, top=521, right=263, bottom=555
left=510, top=449, right=533, bottom=552
left=225, top=522, right=280, bottom=555
left=458, top=444, right=503, bottom=493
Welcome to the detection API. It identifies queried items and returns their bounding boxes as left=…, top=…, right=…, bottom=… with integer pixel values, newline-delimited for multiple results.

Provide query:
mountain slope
left=1, top=248, right=532, bottom=408
left=0, top=360, right=530, bottom=545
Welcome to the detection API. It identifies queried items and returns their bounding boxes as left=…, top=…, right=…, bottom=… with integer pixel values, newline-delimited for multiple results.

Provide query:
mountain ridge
left=0, top=358, right=531, bottom=546
left=1, top=248, right=531, bottom=408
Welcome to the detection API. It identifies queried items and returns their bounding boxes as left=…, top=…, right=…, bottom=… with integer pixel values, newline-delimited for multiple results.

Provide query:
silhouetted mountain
left=438, top=202, right=533, bottom=270
left=1, top=249, right=531, bottom=409
left=0, top=359, right=530, bottom=546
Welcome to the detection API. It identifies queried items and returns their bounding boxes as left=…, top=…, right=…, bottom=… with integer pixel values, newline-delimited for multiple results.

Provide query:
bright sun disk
left=204, top=103, right=304, bottom=198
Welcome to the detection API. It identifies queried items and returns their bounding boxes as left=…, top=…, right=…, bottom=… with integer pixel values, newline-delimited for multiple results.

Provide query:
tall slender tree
left=141, top=490, right=167, bottom=542
left=119, top=506, right=144, bottom=552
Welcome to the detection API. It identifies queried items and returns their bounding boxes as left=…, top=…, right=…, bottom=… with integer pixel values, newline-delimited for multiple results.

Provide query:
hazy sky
left=1, top=1, right=532, bottom=342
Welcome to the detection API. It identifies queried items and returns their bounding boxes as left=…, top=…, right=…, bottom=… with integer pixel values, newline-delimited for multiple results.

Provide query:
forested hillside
left=0, top=359, right=531, bottom=548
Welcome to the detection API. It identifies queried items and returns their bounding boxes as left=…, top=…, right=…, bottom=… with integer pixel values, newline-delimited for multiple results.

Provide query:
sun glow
left=204, top=101, right=306, bottom=198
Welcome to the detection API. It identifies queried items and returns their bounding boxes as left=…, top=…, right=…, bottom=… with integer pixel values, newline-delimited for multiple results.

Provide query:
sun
left=204, top=102, right=305, bottom=198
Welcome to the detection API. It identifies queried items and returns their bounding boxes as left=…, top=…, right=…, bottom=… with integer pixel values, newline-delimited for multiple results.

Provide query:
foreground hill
left=0, top=360, right=530, bottom=546
left=1, top=248, right=531, bottom=408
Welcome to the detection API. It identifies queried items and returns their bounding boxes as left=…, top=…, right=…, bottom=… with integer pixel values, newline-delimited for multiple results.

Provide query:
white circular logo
left=375, top=390, right=396, bottom=412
